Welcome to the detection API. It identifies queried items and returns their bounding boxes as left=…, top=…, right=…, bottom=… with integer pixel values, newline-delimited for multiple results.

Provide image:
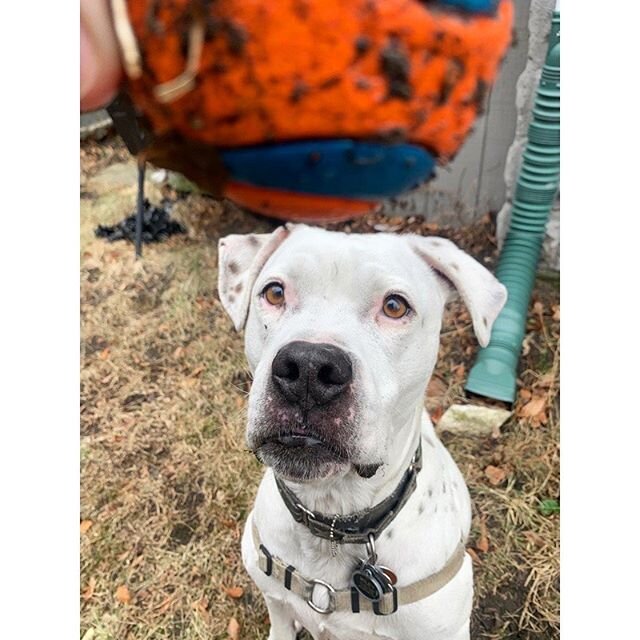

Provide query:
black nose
left=272, top=341, right=353, bottom=408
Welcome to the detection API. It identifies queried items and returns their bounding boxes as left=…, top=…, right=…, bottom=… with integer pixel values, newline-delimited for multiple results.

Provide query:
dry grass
left=80, top=140, right=559, bottom=640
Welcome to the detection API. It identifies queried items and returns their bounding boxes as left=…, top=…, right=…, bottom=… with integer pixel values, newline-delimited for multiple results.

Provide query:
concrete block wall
left=495, top=0, right=559, bottom=270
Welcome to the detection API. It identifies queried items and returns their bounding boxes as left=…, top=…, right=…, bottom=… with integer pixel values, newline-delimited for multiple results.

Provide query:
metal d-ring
left=307, top=578, right=336, bottom=614
left=365, top=533, right=378, bottom=565
left=297, top=502, right=316, bottom=527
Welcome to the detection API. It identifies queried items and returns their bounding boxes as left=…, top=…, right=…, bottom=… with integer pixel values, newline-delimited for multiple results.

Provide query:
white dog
left=218, top=224, right=506, bottom=640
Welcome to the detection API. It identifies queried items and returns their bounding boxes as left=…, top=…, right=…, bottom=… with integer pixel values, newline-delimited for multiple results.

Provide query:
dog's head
left=218, top=225, right=506, bottom=483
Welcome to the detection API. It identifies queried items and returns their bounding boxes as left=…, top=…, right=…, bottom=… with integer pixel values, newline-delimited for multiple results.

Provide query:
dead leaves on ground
left=476, top=518, right=490, bottom=553
left=517, top=393, right=550, bottom=428
left=115, top=585, right=132, bottom=604
left=83, top=577, right=96, bottom=601
left=484, top=465, right=508, bottom=486
left=225, top=586, right=244, bottom=599
left=80, top=520, right=93, bottom=534
left=192, top=597, right=212, bottom=625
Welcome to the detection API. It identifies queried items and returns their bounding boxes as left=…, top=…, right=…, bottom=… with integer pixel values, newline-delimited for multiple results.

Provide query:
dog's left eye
left=262, top=282, right=285, bottom=306
left=382, top=294, right=411, bottom=319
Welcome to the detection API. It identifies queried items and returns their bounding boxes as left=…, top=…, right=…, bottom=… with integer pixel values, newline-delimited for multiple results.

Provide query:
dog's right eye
left=262, top=282, right=285, bottom=306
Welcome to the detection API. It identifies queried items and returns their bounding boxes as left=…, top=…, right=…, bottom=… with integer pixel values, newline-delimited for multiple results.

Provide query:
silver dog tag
left=351, top=561, right=394, bottom=602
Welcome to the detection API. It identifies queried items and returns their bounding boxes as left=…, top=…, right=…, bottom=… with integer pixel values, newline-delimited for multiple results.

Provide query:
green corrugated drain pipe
left=465, top=9, right=560, bottom=403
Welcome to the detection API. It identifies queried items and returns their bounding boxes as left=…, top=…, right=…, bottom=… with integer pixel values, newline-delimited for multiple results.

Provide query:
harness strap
left=251, top=519, right=467, bottom=616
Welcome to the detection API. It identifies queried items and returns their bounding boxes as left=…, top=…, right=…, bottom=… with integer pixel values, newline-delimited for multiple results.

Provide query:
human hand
left=81, top=0, right=122, bottom=111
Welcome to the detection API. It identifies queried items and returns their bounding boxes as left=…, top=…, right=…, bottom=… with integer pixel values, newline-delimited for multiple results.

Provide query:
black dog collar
left=275, top=441, right=423, bottom=545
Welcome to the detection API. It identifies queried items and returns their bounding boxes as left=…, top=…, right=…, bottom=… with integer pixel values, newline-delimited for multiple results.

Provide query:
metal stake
left=135, top=158, right=146, bottom=258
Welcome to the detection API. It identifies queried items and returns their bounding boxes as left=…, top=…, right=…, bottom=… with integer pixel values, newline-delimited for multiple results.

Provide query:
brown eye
left=263, top=282, right=285, bottom=306
left=383, top=294, right=410, bottom=319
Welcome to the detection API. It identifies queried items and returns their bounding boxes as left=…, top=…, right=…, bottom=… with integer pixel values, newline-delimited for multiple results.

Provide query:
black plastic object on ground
left=95, top=199, right=186, bottom=245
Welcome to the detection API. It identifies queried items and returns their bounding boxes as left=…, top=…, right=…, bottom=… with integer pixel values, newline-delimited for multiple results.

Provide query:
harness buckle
left=307, top=578, right=336, bottom=614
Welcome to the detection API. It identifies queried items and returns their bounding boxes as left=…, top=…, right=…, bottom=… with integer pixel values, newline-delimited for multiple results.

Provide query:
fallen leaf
left=518, top=388, right=532, bottom=402
left=537, top=372, right=556, bottom=388
left=427, top=376, right=448, bottom=399
left=521, top=332, right=535, bottom=357
left=83, top=577, right=96, bottom=601
left=155, top=596, right=173, bottom=614
left=131, top=554, right=144, bottom=567
left=228, top=617, right=241, bottom=640
left=80, top=520, right=93, bottom=535
left=476, top=518, right=490, bottom=552
left=115, top=585, right=131, bottom=604
left=225, top=586, right=244, bottom=599
left=193, top=597, right=212, bottom=624
left=191, top=365, right=206, bottom=377
left=452, top=364, right=466, bottom=380
left=221, top=518, right=237, bottom=528
left=98, top=347, right=110, bottom=360
left=430, top=406, right=444, bottom=425
left=523, top=531, right=545, bottom=548
left=466, top=547, right=482, bottom=565
left=173, top=346, right=185, bottom=359
left=519, top=396, right=546, bottom=418
left=484, top=465, right=507, bottom=486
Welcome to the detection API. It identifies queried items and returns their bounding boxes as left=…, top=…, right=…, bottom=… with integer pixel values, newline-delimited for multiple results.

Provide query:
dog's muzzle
left=250, top=341, right=358, bottom=481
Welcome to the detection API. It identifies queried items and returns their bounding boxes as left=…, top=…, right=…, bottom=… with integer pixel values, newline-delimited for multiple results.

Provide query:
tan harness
left=252, top=520, right=467, bottom=616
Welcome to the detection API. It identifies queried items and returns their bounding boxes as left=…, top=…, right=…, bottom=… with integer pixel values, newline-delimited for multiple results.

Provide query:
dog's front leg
left=264, top=595, right=298, bottom=640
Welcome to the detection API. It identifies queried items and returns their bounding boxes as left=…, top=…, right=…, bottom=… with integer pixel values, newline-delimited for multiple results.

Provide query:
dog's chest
left=242, top=434, right=472, bottom=640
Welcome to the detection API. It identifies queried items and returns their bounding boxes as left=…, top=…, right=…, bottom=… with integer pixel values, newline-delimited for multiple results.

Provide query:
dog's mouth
left=253, top=429, right=350, bottom=481
left=275, top=433, right=326, bottom=448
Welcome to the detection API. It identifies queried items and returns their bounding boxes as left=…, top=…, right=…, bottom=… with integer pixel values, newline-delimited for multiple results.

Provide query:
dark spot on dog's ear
left=429, top=239, right=442, bottom=247
left=264, top=324, right=268, bottom=330
left=443, top=482, right=447, bottom=493
left=234, top=282, right=243, bottom=293
left=228, top=261, right=239, bottom=274
left=483, top=316, right=489, bottom=328
left=450, top=262, right=460, bottom=271
left=428, top=487, right=433, bottom=497
left=418, top=502, right=425, bottom=515
left=248, top=235, right=259, bottom=246
left=227, top=294, right=236, bottom=303
left=386, top=528, right=394, bottom=539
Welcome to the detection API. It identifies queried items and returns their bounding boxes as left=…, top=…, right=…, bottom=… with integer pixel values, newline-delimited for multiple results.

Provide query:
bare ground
left=80, top=138, right=559, bottom=640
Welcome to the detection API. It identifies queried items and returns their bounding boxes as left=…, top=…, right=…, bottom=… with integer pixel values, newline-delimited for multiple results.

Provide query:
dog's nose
left=272, top=341, right=353, bottom=408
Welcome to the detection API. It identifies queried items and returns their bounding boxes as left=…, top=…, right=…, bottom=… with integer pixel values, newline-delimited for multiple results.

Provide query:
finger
left=80, top=0, right=122, bottom=112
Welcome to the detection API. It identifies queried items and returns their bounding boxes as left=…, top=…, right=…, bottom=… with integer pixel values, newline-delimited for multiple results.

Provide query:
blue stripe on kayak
left=221, top=139, right=435, bottom=199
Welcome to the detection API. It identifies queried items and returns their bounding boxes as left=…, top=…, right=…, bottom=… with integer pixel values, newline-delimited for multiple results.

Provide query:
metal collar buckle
left=307, top=578, right=336, bottom=614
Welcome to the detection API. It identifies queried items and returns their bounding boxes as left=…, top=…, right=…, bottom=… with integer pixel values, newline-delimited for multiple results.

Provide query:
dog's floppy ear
left=409, top=236, right=507, bottom=347
left=218, top=226, right=291, bottom=330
